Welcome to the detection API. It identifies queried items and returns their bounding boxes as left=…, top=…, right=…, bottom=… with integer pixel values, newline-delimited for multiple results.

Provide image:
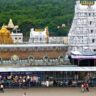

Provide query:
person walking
left=81, top=83, right=85, bottom=92
left=0, top=84, right=4, bottom=93
left=85, top=82, right=89, bottom=92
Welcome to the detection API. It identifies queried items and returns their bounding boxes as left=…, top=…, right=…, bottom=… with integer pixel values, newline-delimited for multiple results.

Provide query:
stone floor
left=0, top=87, right=96, bottom=96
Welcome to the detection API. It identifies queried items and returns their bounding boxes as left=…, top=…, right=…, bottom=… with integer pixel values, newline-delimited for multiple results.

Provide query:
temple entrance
left=69, top=58, right=95, bottom=66
left=79, top=59, right=94, bottom=66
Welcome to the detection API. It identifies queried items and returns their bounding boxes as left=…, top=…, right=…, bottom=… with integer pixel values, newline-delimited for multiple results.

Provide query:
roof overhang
left=0, top=44, right=67, bottom=48
left=0, top=67, right=96, bottom=72
left=71, top=55, right=96, bottom=59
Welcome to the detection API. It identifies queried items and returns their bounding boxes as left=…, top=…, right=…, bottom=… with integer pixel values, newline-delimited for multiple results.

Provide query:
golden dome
left=0, top=26, right=13, bottom=44
left=0, top=27, right=10, bottom=34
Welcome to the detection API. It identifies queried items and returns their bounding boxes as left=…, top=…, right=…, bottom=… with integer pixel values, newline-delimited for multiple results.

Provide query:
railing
left=0, top=59, right=70, bottom=66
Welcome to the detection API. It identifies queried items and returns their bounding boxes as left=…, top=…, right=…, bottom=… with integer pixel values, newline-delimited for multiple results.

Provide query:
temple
left=6, top=19, right=23, bottom=43
left=29, top=27, right=49, bottom=43
left=68, top=0, right=96, bottom=66
left=0, top=1, right=96, bottom=87
left=0, top=19, right=68, bottom=66
left=68, top=0, right=96, bottom=52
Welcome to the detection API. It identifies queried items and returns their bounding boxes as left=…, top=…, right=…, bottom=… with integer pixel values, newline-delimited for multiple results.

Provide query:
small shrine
left=29, top=27, right=49, bottom=43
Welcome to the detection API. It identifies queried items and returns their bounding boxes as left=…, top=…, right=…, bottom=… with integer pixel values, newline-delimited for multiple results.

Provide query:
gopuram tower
left=68, top=0, right=96, bottom=52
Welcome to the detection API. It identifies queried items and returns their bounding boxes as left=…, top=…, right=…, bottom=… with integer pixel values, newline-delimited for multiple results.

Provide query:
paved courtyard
left=0, top=87, right=96, bottom=96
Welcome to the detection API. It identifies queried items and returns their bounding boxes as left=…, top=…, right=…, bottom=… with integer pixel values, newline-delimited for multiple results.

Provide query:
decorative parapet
left=80, top=1, right=94, bottom=6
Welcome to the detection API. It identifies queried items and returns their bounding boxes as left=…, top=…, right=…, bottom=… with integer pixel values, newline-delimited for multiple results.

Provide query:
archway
left=11, top=55, right=19, bottom=64
left=28, top=55, right=35, bottom=64
left=58, top=55, right=64, bottom=64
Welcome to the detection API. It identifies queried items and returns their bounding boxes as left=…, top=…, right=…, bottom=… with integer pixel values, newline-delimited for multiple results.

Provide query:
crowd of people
left=0, top=72, right=92, bottom=93
left=0, top=74, right=40, bottom=89
left=0, top=73, right=77, bottom=88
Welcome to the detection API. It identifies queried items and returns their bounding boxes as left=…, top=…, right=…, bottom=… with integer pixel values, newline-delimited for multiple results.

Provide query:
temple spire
left=76, top=0, right=80, bottom=4
left=8, top=18, right=15, bottom=29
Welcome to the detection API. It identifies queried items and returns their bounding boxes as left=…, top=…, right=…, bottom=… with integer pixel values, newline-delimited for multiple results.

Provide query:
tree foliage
left=0, top=0, right=75, bottom=36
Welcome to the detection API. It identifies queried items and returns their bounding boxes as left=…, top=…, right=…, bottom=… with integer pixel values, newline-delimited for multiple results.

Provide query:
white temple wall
left=29, top=28, right=48, bottom=43
left=11, top=33, right=23, bottom=43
